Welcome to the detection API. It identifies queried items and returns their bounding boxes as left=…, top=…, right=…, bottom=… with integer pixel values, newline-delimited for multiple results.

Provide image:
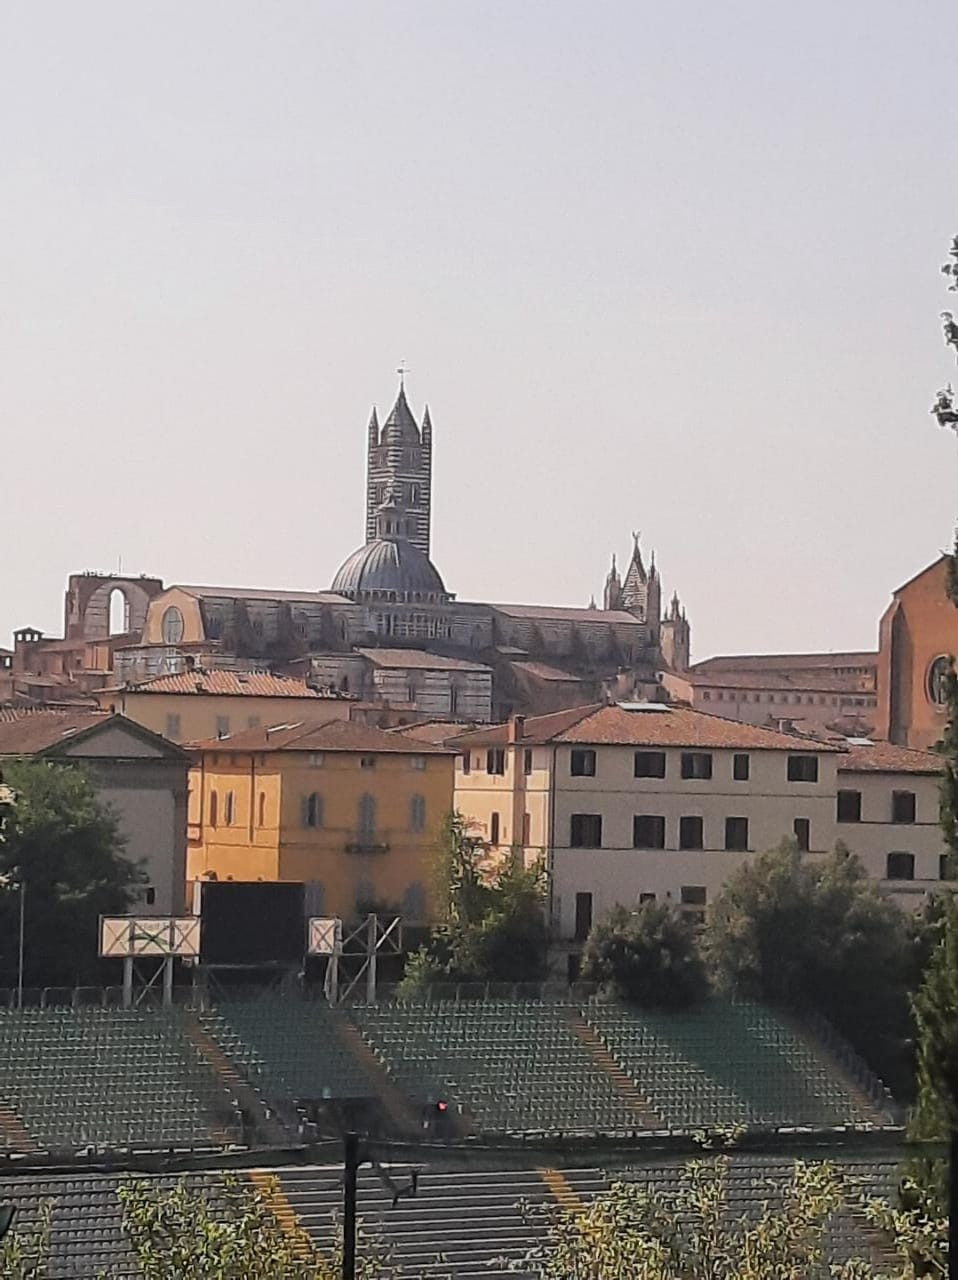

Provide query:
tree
left=115, top=1173, right=395, bottom=1279
left=580, top=902, right=708, bottom=1008
left=0, top=1201, right=50, bottom=1280
left=398, top=811, right=549, bottom=992
left=518, top=1155, right=946, bottom=1279
left=705, top=842, right=911, bottom=1087
left=0, top=760, right=143, bottom=988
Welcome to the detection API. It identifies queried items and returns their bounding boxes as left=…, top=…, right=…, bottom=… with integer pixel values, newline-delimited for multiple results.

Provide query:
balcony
left=344, top=831, right=391, bottom=855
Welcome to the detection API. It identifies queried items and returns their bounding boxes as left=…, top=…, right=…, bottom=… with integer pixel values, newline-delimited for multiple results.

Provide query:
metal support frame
left=120, top=955, right=176, bottom=1009
left=333, top=915, right=402, bottom=1005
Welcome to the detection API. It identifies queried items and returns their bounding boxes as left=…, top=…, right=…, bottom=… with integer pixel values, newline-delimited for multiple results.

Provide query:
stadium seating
left=351, top=1000, right=640, bottom=1132
left=200, top=998, right=373, bottom=1102
left=0, top=1008, right=239, bottom=1150
left=583, top=998, right=881, bottom=1128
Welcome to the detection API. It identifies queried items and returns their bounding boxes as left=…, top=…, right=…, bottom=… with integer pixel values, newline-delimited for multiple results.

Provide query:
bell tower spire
left=364, top=369, right=433, bottom=556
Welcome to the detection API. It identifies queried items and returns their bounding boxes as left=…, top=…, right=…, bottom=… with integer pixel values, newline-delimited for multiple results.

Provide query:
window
left=209, top=791, right=218, bottom=826
left=702, top=690, right=711, bottom=701
left=410, top=793, right=426, bottom=833
left=570, top=813, right=602, bottom=848
left=303, top=792, right=323, bottom=828
left=574, top=892, right=593, bottom=942
left=681, top=752, right=713, bottom=780
left=486, top=748, right=506, bottom=776
left=638, top=892, right=657, bottom=904
left=680, top=885, right=707, bottom=905
left=892, top=791, right=916, bottom=824
left=732, top=754, right=750, bottom=781
left=258, top=792, right=266, bottom=827
left=247, top=716, right=261, bottom=729
left=161, top=606, right=184, bottom=644
left=164, top=713, right=181, bottom=741
left=793, top=817, right=810, bottom=852
left=410, top=755, right=426, bottom=771
left=224, top=791, right=235, bottom=825
left=886, top=852, right=915, bottom=881
left=940, top=853, right=957, bottom=880
left=144, top=886, right=156, bottom=907
left=490, top=812, right=500, bottom=844
left=634, top=751, right=666, bottom=779
left=571, top=749, right=597, bottom=777
left=679, top=816, right=704, bottom=850
left=523, top=749, right=533, bottom=776
left=460, top=752, right=471, bottom=775
left=837, top=789, right=862, bottom=823
left=633, top=814, right=666, bottom=849
left=724, top=816, right=749, bottom=851
left=787, top=755, right=819, bottom=782
left=360, top=755, right=376, bottom=770
left=358, top=793, right=376, bottom=839
left=215, top=716, right=230, bottom=739
left=927, top=656, right=951, bottom=707
left=309, top=752, right=325, bottom=768
left=522, top=811, right=531, bottom=844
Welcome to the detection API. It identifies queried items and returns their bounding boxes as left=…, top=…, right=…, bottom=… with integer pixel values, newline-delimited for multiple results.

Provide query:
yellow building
left=187, top=718, right=454, bottom=923
left=97, top=669, right=353, bottom=744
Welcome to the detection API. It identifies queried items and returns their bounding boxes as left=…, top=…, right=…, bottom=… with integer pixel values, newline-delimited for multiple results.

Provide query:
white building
left=449, top=703, right=950, bottom=945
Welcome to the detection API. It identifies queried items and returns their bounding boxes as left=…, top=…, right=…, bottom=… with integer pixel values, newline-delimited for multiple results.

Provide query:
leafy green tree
left=580, top=902, right=708, bottom=1008
left=705, top=842, right=911, bottom=1087
left=0, top=1200, right=50, bottom=1280
left=116, top=1174, right=394, bottom=1279
left=399, top=811, right=548, bottom=992
left=519, top=1156, right=946, bottom=1279
left=0, top=760, right=143, bottom=988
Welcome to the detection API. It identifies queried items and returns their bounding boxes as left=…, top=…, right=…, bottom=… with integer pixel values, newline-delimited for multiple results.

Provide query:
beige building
left=0, top=711, right=189, bottom=914
left=449, top=704, right=950, bottom=946
left=96, top=670, right=352, bottom=744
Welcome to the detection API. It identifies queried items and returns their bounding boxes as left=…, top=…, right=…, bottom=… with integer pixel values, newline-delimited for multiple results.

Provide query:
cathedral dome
left=331, top=537, right=448, bottom=602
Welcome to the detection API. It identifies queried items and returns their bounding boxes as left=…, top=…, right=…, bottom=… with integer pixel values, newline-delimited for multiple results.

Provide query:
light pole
left=16, top=878, right=25, bottom=1011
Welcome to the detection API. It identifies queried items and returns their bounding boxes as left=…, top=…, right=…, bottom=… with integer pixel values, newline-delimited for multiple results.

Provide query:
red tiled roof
left=389, top=720, right=475, bottom=744
left=510, top=661, right=585, bottom=683
left=356, top=648, right=492, bottom=672
left=692, top=651, right=878, bottom=675
left=190, top=717, right=453, bottom=755
left=0, top=711, right=110, bottom=753
left=170, top=584, right=349, bottom=604
left=451, top=703, right=842, bottom=752
left=838, top=741, right=942, bottom=775
left=691, top=672, right=873, bottom=694
left=123, top=671, right=336, bottom=698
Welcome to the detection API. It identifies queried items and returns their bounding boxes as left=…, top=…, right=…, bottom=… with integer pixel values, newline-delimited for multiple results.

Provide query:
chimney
left=508, top=714, right=525, bottom=744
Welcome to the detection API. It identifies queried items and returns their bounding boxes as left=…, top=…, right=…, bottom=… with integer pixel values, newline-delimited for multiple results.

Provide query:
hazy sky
left=3, top=1, right=958, bottom=661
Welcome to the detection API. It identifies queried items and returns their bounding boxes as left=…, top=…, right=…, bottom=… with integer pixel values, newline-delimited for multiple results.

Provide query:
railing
left=804, top=1007, right=903, bottom=1121
left=343, top=830, right=391, bottom=854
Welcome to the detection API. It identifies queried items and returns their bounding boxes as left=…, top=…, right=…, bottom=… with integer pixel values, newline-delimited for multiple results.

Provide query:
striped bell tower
left=364, top=373, right=433, bottom=557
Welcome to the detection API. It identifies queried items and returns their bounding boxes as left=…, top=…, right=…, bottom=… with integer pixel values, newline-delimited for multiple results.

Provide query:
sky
left=2, top=1, right=958, bottom=661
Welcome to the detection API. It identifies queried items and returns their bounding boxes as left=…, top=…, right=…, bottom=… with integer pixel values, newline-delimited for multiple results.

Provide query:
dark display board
left=199, top=881, right=305, bottom=965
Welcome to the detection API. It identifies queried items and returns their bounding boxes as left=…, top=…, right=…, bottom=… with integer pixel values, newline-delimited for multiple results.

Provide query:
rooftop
left=489, top=602, right=643, bottom=625
left=190, top=716, right=453, bottom=755
left=118, top=670, right=338, bottom=698
left=356, top=648, right=491, bottom=672
left=837, top=740, right=942, bottom=775
left=452, top=703, right=842, bottom=752
left=692, top=651, right=878, bottom=675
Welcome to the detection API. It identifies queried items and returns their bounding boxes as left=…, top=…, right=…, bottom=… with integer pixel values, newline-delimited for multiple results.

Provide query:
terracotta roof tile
left=838, top=741, right=942, bottom=775
left=452, top=703, right=842, bottom=752
left=124, top=671, right=337, bottom=698
left=692, top=651, right=878, bottom=674
left=389, top=720, right=475, bottom=743
left=0, top=711, right=111, bottom=753
left=510, top=661, right=585, bottom=682
left=190, top=717, right=453, bottom=755
left=489, top=603, right=642, bottom=625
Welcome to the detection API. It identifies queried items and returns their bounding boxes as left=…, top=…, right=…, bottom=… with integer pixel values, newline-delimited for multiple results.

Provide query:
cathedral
left=72, top=380, right=692, bottom=721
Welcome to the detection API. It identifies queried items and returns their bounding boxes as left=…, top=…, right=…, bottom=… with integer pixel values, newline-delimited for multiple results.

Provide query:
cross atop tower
left=396, top=360, right=410, bottom=388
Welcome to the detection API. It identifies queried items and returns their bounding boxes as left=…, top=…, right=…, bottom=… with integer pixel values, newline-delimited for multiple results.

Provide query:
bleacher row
left=0, top=996, right=896, bottom=1154
left=0, top=1156, right=904, bottom=1278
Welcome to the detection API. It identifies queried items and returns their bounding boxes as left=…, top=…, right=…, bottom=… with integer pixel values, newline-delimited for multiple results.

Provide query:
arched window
left=358, top=793, right=376, bottom=839
left=209, top=791, right=218, bottom=827
left=161, top=606, right=184, bottom=644
left=108, top=588, right=129, bottom=636
left=258, top=792, right=266, bottom=827
left=409, top=793, right=426, bottom=833
left=302, top=792, right=323, bottom=828
left=224, top=791, right=235, bottom=825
